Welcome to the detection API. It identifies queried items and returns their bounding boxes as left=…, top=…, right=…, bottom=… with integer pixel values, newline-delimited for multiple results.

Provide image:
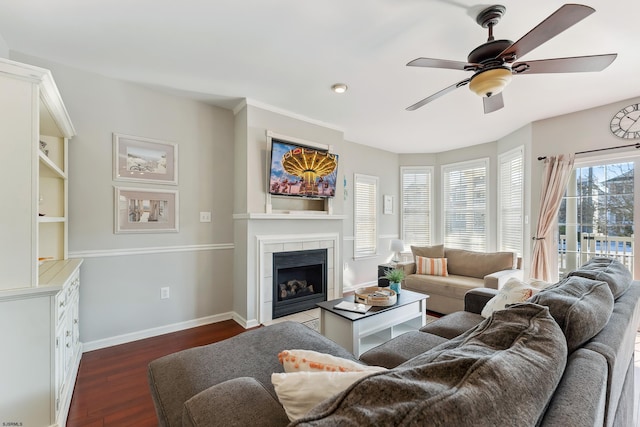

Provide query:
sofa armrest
left=182, top=377, right=290, bottom=427
left=398, top=262, right=416, bottom=276
left=484, top=268, right=524, bottom=290
left=464, top=288, right=499, bottom=314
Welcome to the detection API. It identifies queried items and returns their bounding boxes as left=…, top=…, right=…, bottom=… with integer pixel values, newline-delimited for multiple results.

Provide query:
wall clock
left=610, top=103, right=640, bottom=139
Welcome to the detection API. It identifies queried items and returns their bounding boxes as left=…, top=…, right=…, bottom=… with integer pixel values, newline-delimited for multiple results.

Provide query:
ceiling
left=0, top=0, right=638, bottom=153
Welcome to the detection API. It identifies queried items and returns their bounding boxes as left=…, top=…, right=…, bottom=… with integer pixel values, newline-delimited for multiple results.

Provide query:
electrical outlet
left=200, top=211, right=212, bottom=222
left=160, top=287, right=170, bottom=299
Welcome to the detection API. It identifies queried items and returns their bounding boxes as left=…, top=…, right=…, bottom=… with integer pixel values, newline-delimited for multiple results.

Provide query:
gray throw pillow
left=567, top=257, right=632, bottom=299
left=292, top=303, right=567, bottom=427
left=529, top=275, right=614, bottom=353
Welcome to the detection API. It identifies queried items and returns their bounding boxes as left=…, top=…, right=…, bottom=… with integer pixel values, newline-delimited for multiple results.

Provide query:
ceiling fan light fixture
left=331, top=83, right=348, bottom=94
left=468, top=67, right=512, bottom=97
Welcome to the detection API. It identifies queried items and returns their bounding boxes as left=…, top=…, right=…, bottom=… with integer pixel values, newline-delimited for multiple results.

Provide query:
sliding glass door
left=558, top=156, right=638, bottom=278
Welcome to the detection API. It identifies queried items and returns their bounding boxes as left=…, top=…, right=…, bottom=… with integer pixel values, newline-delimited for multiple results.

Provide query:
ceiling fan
left=406, top=4, right=617, bottom=114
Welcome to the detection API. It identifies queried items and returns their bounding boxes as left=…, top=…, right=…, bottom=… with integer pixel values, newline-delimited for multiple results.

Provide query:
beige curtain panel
left=531, top=154, right=575, bottom=281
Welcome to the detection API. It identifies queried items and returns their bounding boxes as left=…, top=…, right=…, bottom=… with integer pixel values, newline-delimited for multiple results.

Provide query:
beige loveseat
left=400, top=245, right=522, bottom=314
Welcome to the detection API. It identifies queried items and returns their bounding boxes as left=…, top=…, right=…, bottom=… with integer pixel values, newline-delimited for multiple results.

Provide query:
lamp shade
left=468, top=67, right=513, bottom=97
left=390, top=239, right=404, bottom=253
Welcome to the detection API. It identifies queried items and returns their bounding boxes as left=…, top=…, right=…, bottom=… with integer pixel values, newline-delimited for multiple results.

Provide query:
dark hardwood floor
left=66, top=320, right=247, bottom=426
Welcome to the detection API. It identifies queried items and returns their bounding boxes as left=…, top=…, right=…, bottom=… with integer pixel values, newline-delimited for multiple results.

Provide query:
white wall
left=12, top=52, right=237, bottom=348
left=0, top=34, right=8, bottom=58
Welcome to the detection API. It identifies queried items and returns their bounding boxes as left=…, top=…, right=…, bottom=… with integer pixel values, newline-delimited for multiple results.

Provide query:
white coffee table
left=316, top=289, right=428, bottom=357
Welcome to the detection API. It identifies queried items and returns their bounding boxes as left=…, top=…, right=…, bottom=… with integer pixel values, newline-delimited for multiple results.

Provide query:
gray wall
left=13, top=52, right=237, bottom=348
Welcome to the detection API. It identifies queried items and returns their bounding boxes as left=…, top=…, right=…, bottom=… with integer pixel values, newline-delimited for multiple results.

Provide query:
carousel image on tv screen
left=268, top=139, right=338, bottom=198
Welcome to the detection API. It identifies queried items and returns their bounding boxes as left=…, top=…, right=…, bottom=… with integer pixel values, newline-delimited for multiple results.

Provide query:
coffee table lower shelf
left=317, top=290, right=428, bottom=357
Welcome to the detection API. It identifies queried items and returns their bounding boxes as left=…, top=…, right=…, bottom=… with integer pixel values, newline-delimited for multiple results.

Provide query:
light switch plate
left=200, top=212, right=212, bottom=222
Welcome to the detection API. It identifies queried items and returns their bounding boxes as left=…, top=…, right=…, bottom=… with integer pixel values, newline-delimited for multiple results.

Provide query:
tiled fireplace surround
left=257, top=232, right=341, bottom=324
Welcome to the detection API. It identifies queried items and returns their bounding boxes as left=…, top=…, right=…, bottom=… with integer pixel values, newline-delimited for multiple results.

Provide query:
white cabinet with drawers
left=0, top=58, right=82, bottom=427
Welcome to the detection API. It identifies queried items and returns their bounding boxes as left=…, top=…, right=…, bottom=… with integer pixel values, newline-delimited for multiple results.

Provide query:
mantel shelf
left=233, top=212, right=347, bottom=220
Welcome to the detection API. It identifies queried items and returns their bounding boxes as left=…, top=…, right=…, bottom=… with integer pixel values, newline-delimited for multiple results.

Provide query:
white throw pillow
left=273, top=350, right=387, bottom=420
left=272, top=370, right=377, bottom=421
left=481, top=277, right=540, bottom=318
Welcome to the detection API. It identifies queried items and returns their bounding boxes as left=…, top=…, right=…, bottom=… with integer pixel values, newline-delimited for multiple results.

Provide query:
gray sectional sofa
left=148, top=257, right=640, bottom=427
left=400, top=245, right=523, bottom=314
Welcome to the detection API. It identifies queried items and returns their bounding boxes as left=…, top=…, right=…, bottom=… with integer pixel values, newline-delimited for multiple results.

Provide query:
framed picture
left=383, top=195, right=393, bottom=215
left=114, top=186, right=179, bottom=233
left=113, top=133, right=178, bottom=185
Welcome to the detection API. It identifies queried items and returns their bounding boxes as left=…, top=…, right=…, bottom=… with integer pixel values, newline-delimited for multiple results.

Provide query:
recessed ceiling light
left=331, top=83, right=348, bottom=94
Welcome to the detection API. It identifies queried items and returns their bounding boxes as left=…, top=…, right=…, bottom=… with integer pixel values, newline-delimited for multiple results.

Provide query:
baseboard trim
left=232, top=312, right=260, bottom=329
left=82, top=311, right=238, bottom=352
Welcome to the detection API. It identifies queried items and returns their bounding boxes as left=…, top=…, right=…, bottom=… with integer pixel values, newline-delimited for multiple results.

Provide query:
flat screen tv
left=268, top=139, right=339, bottom=198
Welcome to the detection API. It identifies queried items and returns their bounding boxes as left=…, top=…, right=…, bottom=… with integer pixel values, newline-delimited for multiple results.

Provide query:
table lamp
left=389, top=239, right=405, bottom=264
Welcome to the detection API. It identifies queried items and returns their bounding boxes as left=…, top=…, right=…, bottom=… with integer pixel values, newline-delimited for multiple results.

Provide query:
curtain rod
left=537, top=142, right=640, bottom=161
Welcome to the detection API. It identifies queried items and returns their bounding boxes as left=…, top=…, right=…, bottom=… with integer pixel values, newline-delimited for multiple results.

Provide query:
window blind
left=354, top=174, right=378, bottom=257
left=442, top=159, right=488, bottom=251
left=498, top=147, right=524, bottom=255
left=401, top=166, right=433, bottom=248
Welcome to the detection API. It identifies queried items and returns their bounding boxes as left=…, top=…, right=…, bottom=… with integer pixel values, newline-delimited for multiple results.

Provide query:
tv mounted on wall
left=268, top=139, right=339, bottom=199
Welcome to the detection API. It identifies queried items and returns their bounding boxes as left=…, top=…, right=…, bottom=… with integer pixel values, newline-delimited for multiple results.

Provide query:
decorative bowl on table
left=354, top=286, right=397, bottom=306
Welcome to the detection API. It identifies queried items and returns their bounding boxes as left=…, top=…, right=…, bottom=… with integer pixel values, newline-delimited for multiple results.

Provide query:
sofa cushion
left=404, top=274, right=484, bottom=300
left=182, top=377, right=290, bottom=427
left=419, top=311, right=485, bottom=339
left=148, top=321, right=357, bottom=427
left=415, top=256, right=448, bottom=276
left=567, top=257, right=632, bottom=299
left=292, top=303, right=567, bottom=426
left=410, top=244, right=445, bottom=260
left=528, top=275, right=614, bottom=353
left=445, top=248, right=516, bottom=279
left=358, top=331, right=448, bottom=369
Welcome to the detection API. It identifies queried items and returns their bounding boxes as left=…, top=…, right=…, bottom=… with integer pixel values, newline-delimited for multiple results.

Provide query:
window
left=498, top=147, right=524, bottom=255
left=354, top=174, right=378, bottom=257
left=401, top=166, right=433, bottom=249
left=558, top=158, right=636, bottom=277
left=442, top=158, right=489, bottom=251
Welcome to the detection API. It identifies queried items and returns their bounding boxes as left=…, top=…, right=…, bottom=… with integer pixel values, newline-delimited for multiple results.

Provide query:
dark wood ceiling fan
left=406, top=4, right=617, bottom=114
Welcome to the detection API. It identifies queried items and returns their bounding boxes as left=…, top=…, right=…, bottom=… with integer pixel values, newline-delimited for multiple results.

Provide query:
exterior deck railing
left=558, top=233, right=634, bottom=276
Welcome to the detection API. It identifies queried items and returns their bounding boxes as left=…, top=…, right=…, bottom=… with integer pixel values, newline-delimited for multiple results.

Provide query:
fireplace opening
left=273, top=249, right=327, bottom=319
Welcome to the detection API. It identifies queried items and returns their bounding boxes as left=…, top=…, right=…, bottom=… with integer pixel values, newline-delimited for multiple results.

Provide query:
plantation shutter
left=498, top=147, right=524, bottom=255
left=354, top=174, right=378, bottom=257
left=442, top=159, right=488, bottom=251
left=401, top=166, right=433, bottom=248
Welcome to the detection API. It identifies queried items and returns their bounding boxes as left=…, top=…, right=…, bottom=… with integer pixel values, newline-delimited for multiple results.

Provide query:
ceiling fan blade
left=513, top=53, right=617, bottom=74
left=483, top=93, right=504, bottom=114
left=499, top=4, right=595, bottom=62
left=407, top=57, right=476, bottom=71
left=406, top=78, right=471, bottom=111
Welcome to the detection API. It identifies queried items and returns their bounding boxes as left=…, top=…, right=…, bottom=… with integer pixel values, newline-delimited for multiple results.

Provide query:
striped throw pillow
left=416, top=256, right=448, bottom=276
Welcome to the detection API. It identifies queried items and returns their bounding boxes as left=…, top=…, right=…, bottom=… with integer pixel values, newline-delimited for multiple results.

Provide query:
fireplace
left=272, top=249, right=327, bottom=318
